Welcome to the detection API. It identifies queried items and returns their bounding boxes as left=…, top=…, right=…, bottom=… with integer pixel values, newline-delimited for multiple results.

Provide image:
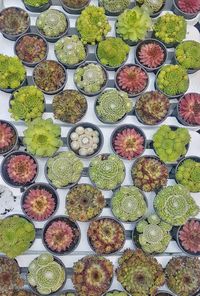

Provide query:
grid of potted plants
left=0, top=0, right=200, bottom=295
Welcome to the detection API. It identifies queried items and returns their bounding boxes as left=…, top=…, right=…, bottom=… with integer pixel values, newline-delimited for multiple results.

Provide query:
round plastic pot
left=0, top=120, right=19, bottom=156
left=22, top=0, right=51, bottom=12
left=172, top=0, right=199, bottom=19
left=60, top=0, right=91, bottom=14
left=155, top=291, right=175, bottom=296
left=0, top=77, right=27, bottom=93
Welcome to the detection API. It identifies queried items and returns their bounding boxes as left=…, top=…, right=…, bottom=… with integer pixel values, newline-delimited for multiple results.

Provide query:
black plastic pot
left=155, top=291, right=175, bottom=296
left=60, top=0, right=91, bottom=14
left=98, top=0, right=132, bottom=16
left=0, top=120, right=19, bottom=156
left=22, top=0, right=51, bottom=12
left=0, top=77, right=27, bottom=94
left=172, top=0, right=199, bottom=19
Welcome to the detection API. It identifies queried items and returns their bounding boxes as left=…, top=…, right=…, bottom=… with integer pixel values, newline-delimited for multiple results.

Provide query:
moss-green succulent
left=24, top=0, right=49, bottom=7
left=99, top=0, right=130, bottom=13
left=176, top=40, right=200, bottom=70
left=176, top=159, right=200, bottom=192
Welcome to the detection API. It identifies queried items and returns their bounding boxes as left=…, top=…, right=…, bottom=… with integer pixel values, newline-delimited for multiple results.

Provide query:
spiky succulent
left=177, top=0, right=200, bottom=13
left=0, top=121, right=17, bottom=154
left=72, top=255, right=113, bottom=296
left=27, top=253, right=66, bottom=295
left=178, top=93, right=200, bottom=125
left=116, top=249, right=165, bottom=296
left=89, top=154, right=125, bottom=190
left=47, top=151, right=84, bottom=188
left=137, top=0, right=164, bottom=13
left=178, top=219, right=200, bottom=254
left=61, top=0, right=89, bottom=8
left=24, top=0, right=49, bottom=6
left=137, top=41, right=165, bottom=69
left=23, top=118, right=63, bottom=157
left=100, top=0, right=130, bottom=13
left=88, top=217, right=125, bottom=254
left=66, top=184, right=105, bottom=221
left=165, top=256, right=200, bottom=296
left=176, top=40, right=200, bottom=69
left=154, top=184, right=199, bottom=226
left=104, top=291, right=128, bottom=296
left=0, top=215, right=35, bottom=258
left=132, top=156, right=168, bottom=192
left=0, top=185, right=17, bottom=216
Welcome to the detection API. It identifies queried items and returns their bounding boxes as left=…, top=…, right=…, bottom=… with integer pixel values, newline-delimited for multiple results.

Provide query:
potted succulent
left=177, top=93, right=200, bottom=126
left=33, top=60, right=67, bottom=95
left=0, top=54, right=26, bottom=93
left=0, top=214, right=35, bottom=258
left=155, top=292, right=174, bottom=296
left=0, top=7, right=30, bottom=41
left=74, top=62, right=108, bottom=96
left=60, top=0, right=91, bottom=14
left=89, top=154, right=125, bottom=191
left=111, top=124, right=146, bottom=160
left=72, top=255, right=113, bottom=296
left=23, top=0, right=51, bottom=12
left=116, top=249, right=165, bottom=295
left=53, top=90, right=87, bottom=124
left=136, top=0, right=166, bottom=17
left=0, top=120, right=19, bottom=155
left=1, top=151, right=38, bottom=188
left=99, top=0, right=131, bottom=16
left=27, top=253, right=66, bottom=295
left=14, top=33, right=48, bottom=67
left=23, top=118, right=63, bottom=157
left=55, top=35, right=88, bottom=69
left=66, top=183, right=105, bottom=222
left=154, top=184, right=199, bottom=226
left=0, top=185, right=17, bottom=217
left=152, top=125, right=191, bottom=163
left=135, top=39, right=167, bottom=72
left=45, top=151, right=84, bottom=189
left=115, top=64, right=149, bottom=97
left=135, top=91, right=170, bottom=125
left=95, top=89, right=133, bottom=124
left=9, top=86, right=45, bottom=122
left=96, top=37, right=130, bottom=70
left=76, top=5, right=111, bottom=45
left=59, top=291, right=76, bottom=296
left=21, top=182, right=58, bottom=221
left=87, top=217, right=126, bottom=255
left=175, top=40, right=200, bottom=74
left=175, top=156, right=200, bottom=192
left=115, top=6, right=152, bottom=46
left=67, top=123, right=103, bottom=158
left=131, top=156, right=168, bottom=192
left=165, top=256, right=200, bottom=296
left=43, top=216, right=80, bottom=255
left=133, top=213, right=172, bottom=254
left=103, top=291, right=129, bottom=296
left=173, top=0, right=200, bottom=19
left=13, top=291, right=38, bottom=296
left=111, top=186, right=148, bottom=223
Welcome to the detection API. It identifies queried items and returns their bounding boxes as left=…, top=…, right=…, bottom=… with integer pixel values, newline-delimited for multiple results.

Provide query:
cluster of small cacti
left=176, top=40, right=200, bottom=69
left=100, top=0, right=130, bottom=13
left=0, top=121, right=17, bottom=153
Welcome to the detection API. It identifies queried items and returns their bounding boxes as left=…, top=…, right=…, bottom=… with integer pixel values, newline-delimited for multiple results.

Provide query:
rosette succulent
left=178, top=93, right=200, bottom=126
left=27, top=253, right=66, bottom=295
left=116, top=249, right=165, bottom=295
left=137, top=0, right=165, bottom=13
left=47, top=151, right=84, bottom=188
left=0, top=121, right=17, bottom=154
left=24, top=0, right=49, bottom=6
left=0, top=185, right=17, bottom=216
left=89, top=154, right=125, bottom=190
left=0, top=215, right=35, bottom=258
left=175, top=40, right=200, bottom=70
left=72, top=255, right=113, bottom=296
left=178, top=219, right=200, bottom=254
left=176, top=0, right=200, bottom=13
left=104, top=291, right=128, bottom=296
left=99, top=0, right=131, bottom=13
left=154, top=184, right=199, bottom=226
left=61, top=0, right=89, bottom=8
left=59, top=292, right=76, bottom=296
left=112, top=186, right=147, bottom=222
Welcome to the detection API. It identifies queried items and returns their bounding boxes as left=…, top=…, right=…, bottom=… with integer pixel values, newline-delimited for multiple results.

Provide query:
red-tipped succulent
left=0, top=122, right=16, bottom=153
left=178, top=93, right=200, bottom=125
left=138, top=42, right=165, bottom=69
left=179, top=219, right=200, bottom=253
left=177, top=0, right=200, bottom=13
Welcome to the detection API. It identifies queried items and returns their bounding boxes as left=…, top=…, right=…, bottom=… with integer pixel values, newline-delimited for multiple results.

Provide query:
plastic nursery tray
left=0, top=0, right=200, bottom=294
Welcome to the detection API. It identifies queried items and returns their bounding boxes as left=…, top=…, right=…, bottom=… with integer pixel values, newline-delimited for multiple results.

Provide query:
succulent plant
left=0, top=121, right=17, bottom=154
left=178, top=219, right=200, bottom=254
left=36, top=9, right=68, bottom=37
left=96, top=89, right=132, bottom=123
left=137, top=41, right=165, bottom=69
left=9, top=86, right=45, bottom=122
left=176, top=40, right=200, bottom=69
left=59, top=292, right=76, bottom=296
left=23, top=118, right=63, bottom=157
left=47, top=151, right=84, bottom=188
left=178, top=93, right=200, bottom=125
left=104, top=291, right=128, bottom=296
left=27, top=253, right=66, bottom=295
left=154, top=13, right=186, bottom=44
left=116, top=65, right=148, bottom=96
left=112, top=186, right=147, bottom=222
left=74, top=63, right=107, bottom=94
left=154, top=184, right=199, bottom=226
left=66, top=184, right=105, bottom=221
left=24, top=0, right=49, bottom=7
left=55, top=35, right=86, bottom=66
left=97, top=37, right=129, bottom=68
left=76, top=5, right=111, bottom=45
left=176, top=158, right=200, bottom=192
left=116, top=6, right=152, bottom=43
left=165, top=256, right=200, bottom=296
left=177, top=0, right=200, bottom=13
left=0, top=215, right=35, bottom=258
left=89, top=154, right=125, bottom=190
left=61, top=0, right=89, bottom=8
left=132, top=156, right=168, bottom=192
left=153, top=125, right=191, bottom=162
left=134, top=214, right=172, bottom=254
left=72, top=255, right=113, bottom=296
left=88, top=217, right=125, bottom=254
left=116, top=249, right=165, bottom=295
left=0, top=185, right=17, bottom=216
left=33, top=60, right=66, bottom=94
left=137, top=0, right=164, bottom=13
left=0, top=54, right=26, bottom=90
left=0, top=7, right=30, bottom=36
left=100, top=0, right=130, bottom=13
left=14, top=291, right=37, bottom=296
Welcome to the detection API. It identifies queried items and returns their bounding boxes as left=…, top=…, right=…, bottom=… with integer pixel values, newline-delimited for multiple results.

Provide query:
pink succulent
left=138, top=42, right=165, bottom=68
left=179, top=220, right=200, bottom=253
left=0, top=122, right=15, bottom=150
left=177, top=0, right=200, bottom=13
left=178, top=93, right=200, bottom=125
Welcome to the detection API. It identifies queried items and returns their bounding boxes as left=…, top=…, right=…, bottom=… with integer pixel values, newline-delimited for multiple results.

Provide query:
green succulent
left=0, top=215, right=35, bottom=258
left=24, top=0, right=49, bottom=7
left=60, top=293, right=76, bottom=296
left=76, top=5, right=111, bottom=45
left=154, top=184, right=199, bottom=226
left=104, top=291, right=128, bottom=296
left=23, top=118, right=63, bottom=157
left=176, top=40, right=200, bottom=70
left=176, top=159, right=200, bottom=192
left=116, top=6, right=152, bottom=42
left=9, top=86, right=44, bottom=122
left=137, top=0, right=164, bottom=13
left=0, top=54, right=26, bottom=90
left=153, top=125, right=191, bottom=162
left=112, top=186, right=147, bottom=222
left=99, top=0, right=130, bottom=13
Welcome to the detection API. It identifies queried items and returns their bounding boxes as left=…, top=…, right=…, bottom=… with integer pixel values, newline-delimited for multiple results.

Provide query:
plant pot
left=58, top=290, right=77, bottom=296
left=22, top=0, right=51, bottom=12
left=155, top=291, right=175, bottom=296
left=0, top=77, right=27, bottom=93
left=0, top=120, right=19, bottom=156
left=98, top=0, right=131, bottom=16
left=149, top=0, right=166, bottom=17
left=172, top=0, right=199, bottom=19
left=60, top=0, right=91, bottom=14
